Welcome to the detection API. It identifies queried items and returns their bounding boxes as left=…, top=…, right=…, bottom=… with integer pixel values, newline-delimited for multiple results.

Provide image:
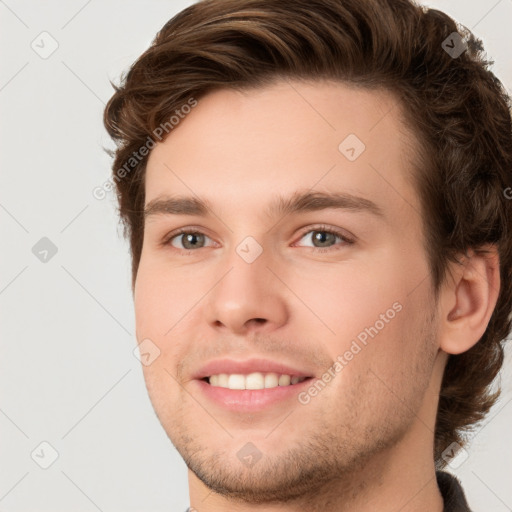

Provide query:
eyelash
left=162, top=224, right=354, bottom=253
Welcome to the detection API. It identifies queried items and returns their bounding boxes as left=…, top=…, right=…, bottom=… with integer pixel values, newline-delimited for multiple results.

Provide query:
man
left=103, top=0, right=512, bottom=510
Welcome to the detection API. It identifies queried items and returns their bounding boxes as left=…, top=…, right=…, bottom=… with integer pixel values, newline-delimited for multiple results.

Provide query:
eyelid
left=293, top=224, right=355, bottom=245
left=161, top=226, right=217, bottom=249
left=162, top=224, right=355, bottom=251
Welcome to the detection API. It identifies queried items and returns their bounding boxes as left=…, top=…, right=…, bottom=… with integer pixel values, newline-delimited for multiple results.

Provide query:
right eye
left=164, top=229, right=215, bottom=251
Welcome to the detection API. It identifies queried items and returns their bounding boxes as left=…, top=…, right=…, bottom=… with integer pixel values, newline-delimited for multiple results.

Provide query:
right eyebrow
left=144, top=196, right=210, bottom=218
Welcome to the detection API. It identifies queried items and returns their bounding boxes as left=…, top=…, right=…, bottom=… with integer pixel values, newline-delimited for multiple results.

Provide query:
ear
left=437, top=244, right=500, bottom=355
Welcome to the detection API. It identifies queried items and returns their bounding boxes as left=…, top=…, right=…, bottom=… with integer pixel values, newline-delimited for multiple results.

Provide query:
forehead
left=144, top=80, right=422, bottom=227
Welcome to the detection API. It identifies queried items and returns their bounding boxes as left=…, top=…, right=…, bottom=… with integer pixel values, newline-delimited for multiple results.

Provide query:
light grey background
left=1, top=1, right=511, bottom=511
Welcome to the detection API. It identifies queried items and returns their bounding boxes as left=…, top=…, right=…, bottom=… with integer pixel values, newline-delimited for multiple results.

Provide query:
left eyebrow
left=267, top=190, right=385, bottom=219
left=143, top=190, right=385, bottom=220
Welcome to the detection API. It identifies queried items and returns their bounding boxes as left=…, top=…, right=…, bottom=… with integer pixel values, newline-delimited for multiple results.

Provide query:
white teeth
left=208, top=372, right=307, bottom=390
left=217, top=373, right=229, bottom=387
left=227, top=374, right=246, bottom=390
left=278, top=374, right=291, bottom=386
left=246, top=372, right=264, bottom=390
left=265, top=373, right=279, bottom=388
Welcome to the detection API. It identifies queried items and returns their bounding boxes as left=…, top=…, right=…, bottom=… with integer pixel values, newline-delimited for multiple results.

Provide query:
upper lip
left=192, top=358, right=316, bottom=380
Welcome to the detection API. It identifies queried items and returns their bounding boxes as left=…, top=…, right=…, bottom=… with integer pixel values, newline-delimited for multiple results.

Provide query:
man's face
left=134, top=80, right=442, bottom=502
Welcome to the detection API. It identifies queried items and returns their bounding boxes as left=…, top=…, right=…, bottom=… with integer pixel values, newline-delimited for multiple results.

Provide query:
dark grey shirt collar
left=437, top=470, right=473, bottom=512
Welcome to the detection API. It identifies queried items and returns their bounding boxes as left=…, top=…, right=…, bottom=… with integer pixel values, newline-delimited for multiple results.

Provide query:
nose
left=204, top=246, right=289, bottom=336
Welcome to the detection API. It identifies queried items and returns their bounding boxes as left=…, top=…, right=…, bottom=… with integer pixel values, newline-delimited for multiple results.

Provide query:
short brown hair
left=103, top=0, right=512, bottom=465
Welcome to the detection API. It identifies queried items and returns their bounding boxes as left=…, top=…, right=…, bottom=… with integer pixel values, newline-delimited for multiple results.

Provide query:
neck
left=188, top=422, right=444, bottom=512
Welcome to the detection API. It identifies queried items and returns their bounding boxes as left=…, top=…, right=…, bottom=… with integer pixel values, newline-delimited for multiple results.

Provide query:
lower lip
left=193, top=378, right=315, bottom=412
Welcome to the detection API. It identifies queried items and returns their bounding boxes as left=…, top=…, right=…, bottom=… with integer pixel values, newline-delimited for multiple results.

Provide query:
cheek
left=134, top=255, right=199, bottom=339
left=133, top=258, right=197, bottom=396
left=295, top=250, right=429, bottom=379
left=133, top=261, right=191, bottom=425
left=295, top=260, right=405, bottom=343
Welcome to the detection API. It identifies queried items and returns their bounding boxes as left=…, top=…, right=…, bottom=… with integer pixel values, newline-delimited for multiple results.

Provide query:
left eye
left=295, top=227, right=352, bottom=250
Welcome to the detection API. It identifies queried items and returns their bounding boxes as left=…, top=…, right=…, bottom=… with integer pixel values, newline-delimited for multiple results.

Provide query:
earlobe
left=438, top=245, right=500, bottom=355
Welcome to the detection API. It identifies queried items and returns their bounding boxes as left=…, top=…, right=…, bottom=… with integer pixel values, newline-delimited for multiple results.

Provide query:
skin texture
left=134, top=80, right=500, bottom=511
